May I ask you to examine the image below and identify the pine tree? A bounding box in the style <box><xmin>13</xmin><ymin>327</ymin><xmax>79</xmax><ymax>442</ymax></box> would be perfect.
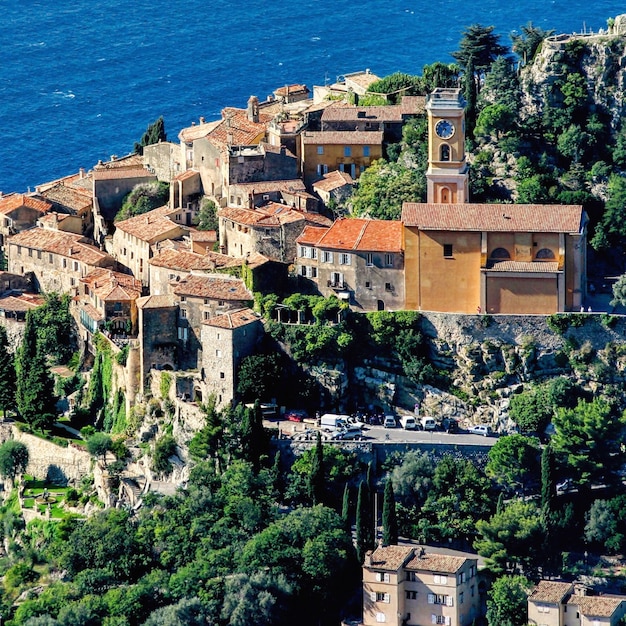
<box><xmin>15</xmin><ymin>312</ymin><xmax>58</xmax><ymax>432</ymax></box>
<box><xmin>308</xmin><ymin>431</ymin><xmax>324</xmax><ymax>505</ymax></box>
<box><xmin>382</xmin><ymin>479</ymin><xmax>398</xmax><ymax>546</ymax></box>
<box><xmin>134</xmin><ymin>116</ymin><xmax>167</xmax><ymax>155</ymax></box>
<box><xmin>0</xmin><ymin>326</ymin><xmax>16</xmax><ymax>417</ymax></box>
<box><xmin>356</xmin><ymin>480</ymin><xmax>374</xmax><ymax>564</ymax></box>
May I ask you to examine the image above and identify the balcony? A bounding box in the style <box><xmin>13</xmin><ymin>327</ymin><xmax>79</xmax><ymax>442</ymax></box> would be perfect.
<box><xmin>327</xmin><ymin>279</ymin><xmax>347</xmax><ymax>289</ymax></box>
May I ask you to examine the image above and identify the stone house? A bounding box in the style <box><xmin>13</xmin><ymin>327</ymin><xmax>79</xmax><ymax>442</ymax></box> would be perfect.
<box><xmin>172</xmin><ymin>273</ymin><xmax>253</xmax><ymax>370</ymax></box>
<box><xmin>300</xmin><ymin>130</ymin><xmax>384</xmax><ymax>186</ymax></box>
<box><xmin>136</xmin><ymin>294</ymin><xmax>179</xmax><ymax>389</ymax></box>
<box><xmin>401</xmin><ymin>203</ymin><xmax>587</xmax><ymax>314</ymax></box>
<box><xmin>37</xmin><ymin>211</ymin><xmax>84</xmax><ymax>235</ymax></box>
<box><xmin>0</xmin><ymin>193</ymin><xmax>53</xmax><ymax>249</ymax></box>
<box><xmin>170</xmin><ymin>169</ymin><xmax>202</xmax><ymax>215</ymax></box>
<box><xmin>200</xmin><ymin>308</ymin><xmax>263</xmax><ymax>409</ymax></box>
<box><xmin>312</xmin><ymin>69</ymin><xmax>381</xmax><ymax>102</ymax></box>
<box><xmin>528</xmin><ymin>581</ymin><xmax>626</xmax><ymax>626</ymax></box>
<box><xmin>188</xmin><ymin>229</ymin><xmax>218</xmax><ymax>254</ymax></box>
<box><xmin>226</xmin><ymin>179</ymin><xmax>318</xmax><ymax>213</ymax></box>
<box><xmin>37</xmin><ymin>181</ymin><xmax>94</xmax><ymax>236</ymax></box>
<box><xmin>312</xmin><ymin>170</ymin><xmax>354</xmax><ymax>206</ymax></box>
<box><xmin>142</xmin><ymin>141</ymin><xmax>184</xmax><ymax>182</ymax></box>
<box><xmin>296</xmin><ymin>218</ymin><xmax>405</xmax><ymax>311</ymax></box>
<box><xmin>110</xmin><ymin>205</ymin><xmax>189</xmax><ymax>288</ymax></box>
<box><xmin>75</xmin><ymin>268</ymin><xmax>142</xmax><ymax>340</ymax></box>
<box><xmin>7</xmin><ymin>228</ymin><xmax>116</xmax><ymax>294</ymax></box>
<box><xmin>362</xmin><ymin>545</ymin><xmax>480</xmax><ymax>626</ymax></box>
<box><xmin>0</xmin><ymin>291</ymin><xmax>44</xmax><ymax>348</ymax></box>
<box><xmin>273</xmin><ymin>84</ymin><xmax>310</xmax><ymax>104</ymax></box>
<box><xmin>219</xmin><ymin>203</ymin><xmax>331</xmax><ymax>262</ymax></box>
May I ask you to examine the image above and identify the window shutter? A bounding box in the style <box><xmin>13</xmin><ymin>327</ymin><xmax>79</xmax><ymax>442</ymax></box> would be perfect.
<box><xmin>370</xmin><ymin>592</ymin><xmax>376</xmax><ymax>602</ymax></box>
<box><xmin>446</xmin><ymin>596</ymin><xmax>453</xmax><ymax>607</ymax></box>
<box><xmin>445</xmin><ymin>617</ymin><xmax>451</xmax><ymax>625</ymax></box>
<box><xmin>428</xmin><ymin>594</ymin><xmax>435</xmax><ymax>604</ymax></box>
<box><xmin>376</xmin><ymin>573</ymin><xmax>382</xmax><ymax>582</ymax></box>
<box><xmin>384</xmin><ymin>593</ymin><xmax>390</xmax><ymax>604</ymax></box>
<box><xmin>431</xmin><ymin>616</ymin><xmax>437</xmax><ymax>624</ymax></box>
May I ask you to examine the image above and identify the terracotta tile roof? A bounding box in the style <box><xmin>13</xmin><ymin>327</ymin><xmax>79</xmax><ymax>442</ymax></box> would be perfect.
<box><xmin>92</xmin><ymin>167</ymin><xmax>154</xmax><ymax>181</ymax></box>
<box><xmin>405</xmin><ymin>551</ymin><xmax>469</xmax><ymax>574</ymax></box>
<box><xmin>401</xmin><ymin>203</ymin><xmax>585</xmax><ymax>233</ymax></box>
<box><xmin>93</xmin><ymin>154</ymin><xmax>144</xmax><ymax>170</ymax></box>
<box><xmin>529</xmin><ymin>581</ymin><xmax>573</xmax><ymax>604</ymax></box>
<box><xmin>80</xmin><ymin>302</ymin><xmax>104</xmax><ymax>322</ymax></box>
<box><xmin>486</xmin><ymin>261</ymin><xmax>561</xmax><ymax>273</ymax></box>
<box><xmin>8</xmin><ymin>229</ymin><xmax>112</xmax><ymax>266</ymax></box>
<box><xmin>219</xmin><ymin>205</ymin><xmax>331</xmax><ymax>228</ymax></box>
<box><xmin>193</xmin><ymin>251</ymin><xmax>243</xmax><ymax>271</ymax></box>
<box><xmin>81</xmin><ymin>268</ymin><xmax>142</xmax><ymax>301</ymax></box>
<box><xmin>0</xmin><ymin>292</ymin><xmax>44</xmax><ymax>313</ymax></box>
<box><xmin>150</xmin><ymin>248</ymin><xmax>242</xmax><ymax>272</ymax></box>
<box><xmin>0</xmin><ymin>194</ymin><xmax>52</xmax><ymax>216</ymax></box>
<box><xmin>302</xmin><ymin>130</ymin><xmax>384</xmax><ymax>145</ymax></box>
<box><xmin>315</xmin><ymin>218</ymin><xmax>402</xmax><ymax>252</ymax></box>
<box><xmin>274</xmin><ymin>84</ymin><xmax>310</xmax><ymax>97</ymax></box>
<box><xmin>203</xmin><ymin>307</ymin><xmax>260</xmax><ymax>329</ymax></box>
<box><xmin>296</xmin><ymin>225</ymin><xmax>329</xmax><ymax>246</ymax></box>
<box><xmin>173</xmin><ymin>274</ymin><xmax>252</xmax><ymax>301</ymax></box>
<box><xmin>136</xmin><ymin>294</ymin><xmax>176</xmax><ymax>309</ymax></box>
<box><xmin>321</xmin><ymin>104</ymin><xmax>417</xmax><ymax>123</ymax></box>
<box><xmin>178</xmin><ymin>119</ymin><xmax>223</xmax><ymax>143</ymax></box>
<box><xmin>188</xmin><ymin>229</ymin><xmax>217</xmax><ymax>243</ymax></box>
<box><xmin>230</xmin><ymin>179</ymin><xmax>307</xmax><ymax>194</ymax></box>
<box><xmin>115</xmin><ymin>206</ymin><xmax>186</xmax><ymax>243</ymax></box>
<box><xmin>39</xmin><ymin>183</ymin><xmax>92</xmax><ymax>214</ymax></box>
<box><xmin>313</xmin><ymin>170</ymin><xmax>354</xmax><ymax>193</ymax></box>
<box><xmin>367</xmin><ymin>545</ymin><xmax>414</xmax><ymax>571</ymax></box>
<box><xmin>172</xmin><ymin>169</ymin><xmax>200</xmax><ymax>182</ymax></box>
<box><xmin>343</xmin><ymin>70</ymin><xmax>381</xmax><ymax>90</ymax></box>
<box><xmin>187</xmin><ymin>108</ymin><xmax>271</xmax><ymax>150</ymax></box>
<box><xmin>569</xmin><ymin>595</ymin><xmax>625</xmax><ymax>617</ymax></box>
<box><xmin>38</xmin><ymin>212</ymin><xmax>74</xmax><ymax>226</ymax></box>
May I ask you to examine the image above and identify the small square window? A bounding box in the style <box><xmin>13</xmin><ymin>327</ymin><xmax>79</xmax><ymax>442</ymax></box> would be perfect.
<box><xmin>443</xmin><ymin>244</ymin><xmax>453</xmax><ymax>258</ymax></box>
<box><xmin>366</xmin><ymin>253</ymin><xmax>374</xmax><ymax>266</ymax></box>
<box><xmin>363</xmin><ymin>146</ymin><xmax>370</xmax><ymax>157</ymax></box>
<box><xmin>317</xmin><ymin>146</ymin><xmax>324</xmax><ymax>155</ymax></box>
<box><xmin>220</xmin><ymin>372</ymin><xmax>225</xmax><ymax>379</ymax></box>
<box><xmin>365</xmin><ymin>281</ymin><xmax>371</xmax><ymax>289</ymax></box>
<box><xmin>344</xmin><ymin>146</ymin><xmax>352</xmax><ymax>157</ymax></box>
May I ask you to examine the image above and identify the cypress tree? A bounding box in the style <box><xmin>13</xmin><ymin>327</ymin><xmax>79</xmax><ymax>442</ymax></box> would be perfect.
<box><xmin>382</xmin><ymin>479</ymin><xmax>398</xmax><ymax>546</ymax></box>
<box><xmin>15</xmin><ymin>311</ymin><xmax>57</xmax><ymax>432</ymax></box>
<box><xmin>0</xmin><ymin>326</ymin><xmax>16</xmax><ymax>418</ymax></box>
<box><xmin>464</xmin><ymin>55</ymin><xmax>477</xmax><ymax>137</ymax></box>
<box><xmin>496</xmin><ymin>492</ymin><xmax>505</xmax><ymax>515</ymax></box>
<box><xmin>356</xmin><ymin>480</ymin><xmax>374</xmax><ymax>564</ymax></box>
<box><xmin>541</xmin><ymin>443</ymin><xmax>556</xmax><ymax>520</ymax></box>
<box><xmin>308</xmin><ymin>431</ymin><xmax>324</xmax><ymax>505</ymax></box>
<box><xmin>341</xmin><ymin>483</ymin><xmax>351</xmax><ymax>529</ymax></box>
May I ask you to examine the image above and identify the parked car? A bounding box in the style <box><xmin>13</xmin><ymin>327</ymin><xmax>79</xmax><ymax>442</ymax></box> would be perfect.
<box><xmin>556</xmin><ymin>478</ymin><xmax>574</xmax><ymax>493</ymax></box>
<box><xmin>419</xmin><ymin>417</ymin><xmax>437</xmax><ymax>431</ymax></box>
<box><xmin>469</xmin><ymin>424</ymin><xmax>493</xmax><ymax>437</ymax></box>
<box><xmin>443</xmin><ymin>417</ymin><xmax>459</xmax><ymax>433</ymax></box>
<box><xmin>383</xmin><ymin>415</ymin><xmax>397</xmax><ymax>428</ymax></box>
<box><xmin>286</xmin><ymin>409</ymin><xmax>308</xmax><ymax>422</ymax></box>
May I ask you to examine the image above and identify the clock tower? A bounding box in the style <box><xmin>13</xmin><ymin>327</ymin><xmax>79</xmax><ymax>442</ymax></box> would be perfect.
<box><xmin>426</xmin><ymin>88</ymin><xmax>469</xmax><ymax>204</ymax></box>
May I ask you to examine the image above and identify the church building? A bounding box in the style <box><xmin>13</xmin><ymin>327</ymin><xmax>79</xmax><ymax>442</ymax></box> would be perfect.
<box><xmin>402</xmin><ymin>88</ymin><xmax>587</xmax><ymax>314</ymax></box>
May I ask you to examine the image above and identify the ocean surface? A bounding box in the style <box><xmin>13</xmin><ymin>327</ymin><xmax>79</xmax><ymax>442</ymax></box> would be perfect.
<box><xmin>1</xmin><ymin>0</ymin><xmax>625</xmax><ymax>193</ymax></box>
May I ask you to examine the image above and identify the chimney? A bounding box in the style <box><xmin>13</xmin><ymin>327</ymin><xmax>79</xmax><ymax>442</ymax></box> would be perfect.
<box><xmin>364</xmin><ymin>551</ymin><xmax>373</xmax><ymax>567</ymax></box>
<box><xmin>199</xmin><ymin>116</ymin><xmax>205</xmax><ymax>124</ymax></box>
<box><xmin>110</xmin><ymin>155</ymin><xmax>117</xmax><ymax>161</ymax></box>
<box><xmin>68</xmin><ymin>247</ymin><xmax>73</xmax><ymax>256</ymax></box>
<box><xmin>79</xmin><ymin>167</ymin><xmax>85</xmax><ymax>179</ymax></box>
<box><xmin>247</xmin><ymin>95</ymin><xmax>260</xmax><ymax>123</ymax></box>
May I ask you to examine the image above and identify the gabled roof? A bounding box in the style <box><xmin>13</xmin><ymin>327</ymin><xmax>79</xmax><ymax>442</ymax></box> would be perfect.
<box><xmin>219</xmin><ymin>204</ymin><xmax>331</xmax><ymax>229</ymax></box>
<box><xmin>114</xmin><ymin>206</ymin><xmax>186</xmax><ymax>243</ymax></box>
<box><xmin>0</xmin><ymin>193</ymin><xmax>52</xmax><ymax>216</ymax></box>
<box><xmin>228</xmin><ymin>179</ymin><xmax>307</xmax><ymax>194</ymax></box>
<box><xmin>203</xmin><ymin>307</ymin><xmax>260</xmax><ymax>329</ymax></box>
<box><xmin>312</xmin><ymin>170</ymin><xmax>354</xmax><ymax>193</ymax></box>
<box><xmin>0</xmin><ymin>292</ymin><xmax>44</xmax><ymax>313</ymax></box>
<box><xmin>81</xmin><ymin>268</ymin><xmax>142</xmax><ymax>301</ymax></box>
<box><xmin>569</xmin><ymin>594</ymin><xmax>625</xmax><ymax>617</ymax></box>
<box><xmin>136</xmin><ymin>294</ymin><xmax>177</xmax><ymax>309</ymax></box>
<box><xmin>405</xmin><ymin>551</ymin><xmax>470</xmax><ymax>574</ymax></box>
<box><xmin>366</xmin><ymin>545</ymin><xmax>414</xmax><ymax>571</ymax></box>
<box><xmin>38</xmin><ymin>183</ymin><xmax>92</xmax><ymax>215</ymax></box>
<box><xmin>150</xmin><ymin>248</ymin><xmax>242</xmax><ymax>272</ymax></box>
<box><xmin>296</xmin><ymin>225</ymin><xmax>329</xmax><ymax>246</ymax></box>
<box><xmin>314</xmin><ymin>218</ymin><xmax>403</xmax><ymax>252</ymax></box>
<box><xmin>529</xmin><ymin>581</ymin><xmax>573</xmax><ymax>604</ymax></box>
<box><xmin>321</xmin><ymin>100</ymin><xmax>424</xmax><ymax>123</ymax></box>
<box><xmin>274</xmin><ymin>84</ymin><xmax>310</xmax><ymax>98</ymax></box>
<box><xmin>8</xmin><ymin>229</ymin><xmax>113</xmax><ymax>266</ymax></box>
<box><xmin>302</xmin><ymin>130</ymin><xmax>384</xmax><ymax>145</ymax></box>
<box><xmin>401</xmin><ymin>203</ymin><xmax>585</xmax><ymax>234</ymax></box>
<box><xmin>173</xmin><ymin>274</ymin><xmax>252</xmax><ymax>301</ymax></box>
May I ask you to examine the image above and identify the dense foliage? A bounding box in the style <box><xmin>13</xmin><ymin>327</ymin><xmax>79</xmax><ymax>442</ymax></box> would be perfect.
<box><xmin>115</xmin><ymin>181</ymin><xmax>170</xmax><ymax>221</ymax></box>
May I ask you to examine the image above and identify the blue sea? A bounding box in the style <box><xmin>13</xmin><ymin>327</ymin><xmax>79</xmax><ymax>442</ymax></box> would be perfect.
<box><xmin>1</xmin><ymin>0</ymin><xmax>624</xmax><ymax>193</ymax></box>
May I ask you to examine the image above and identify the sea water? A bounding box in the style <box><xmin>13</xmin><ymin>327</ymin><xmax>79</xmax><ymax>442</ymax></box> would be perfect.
<box><xmin>1</xmin><ymin>0</ymin><xmax>624</xmax><ymax>193</ymax></box>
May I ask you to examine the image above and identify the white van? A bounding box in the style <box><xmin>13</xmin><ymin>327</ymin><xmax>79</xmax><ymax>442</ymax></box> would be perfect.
<box><xmin>399</xmin><ymin>415</ymin><xmax>417</xmax><ymax>430</ymax></box>
<box><xmin>320</xmin><ymin>414</ymin><xmax>349</xmax><ymax>431</ymax></box>
<box><xmin>420</xmin><ymin>417</ymin><xmax>437</xmax><ymax>431</ymax></box>
<box><xmin>383</xmin><ymin>415</ymin><xmax>397</xmax><ymax>428</ymax></box>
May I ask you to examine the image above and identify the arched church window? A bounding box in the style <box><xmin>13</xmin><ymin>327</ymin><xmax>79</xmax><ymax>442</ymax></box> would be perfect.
<box><xmin>440</xmin><ymin>144</ymin><xmax>450</xmax><ymax>161</ymax></box>
<box><xmin>536</xmin><ymin>248</ymin><xmax>555</xmax><ymax>259</ymax></box>
<box><xmin>490</xmin><ymin>247</ymin><xmax>510</xmax><ymax>259</ymax></box>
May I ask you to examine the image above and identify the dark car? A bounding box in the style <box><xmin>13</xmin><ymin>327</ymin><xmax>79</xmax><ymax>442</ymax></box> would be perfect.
<box><xmin>443</xmin><ymin>417</ymin><xmax>459</xmax><ymax>433</ymax></box>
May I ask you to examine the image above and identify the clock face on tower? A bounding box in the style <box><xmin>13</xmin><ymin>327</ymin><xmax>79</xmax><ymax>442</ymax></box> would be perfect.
<box><xmin>435</xmin><ymin>119</ymin><xmax>455</xmax><ymax>139</ymax></box>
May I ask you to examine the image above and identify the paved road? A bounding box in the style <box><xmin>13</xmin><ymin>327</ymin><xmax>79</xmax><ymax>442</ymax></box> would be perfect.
<box><xmin>356</xmin><ymin>424</ymin><xmax>499</xmax><ymax>447</ymax></box>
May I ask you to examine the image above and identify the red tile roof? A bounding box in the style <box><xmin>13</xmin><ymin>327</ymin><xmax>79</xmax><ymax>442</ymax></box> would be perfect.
<box><xmin>0</xmin><ymin>194</ymin><xmax>52</xmax><ymax>216</ymax></box>
<box><xmin>136</xmin><ymin>294</ymin><xmax>177</xmax><ymax>309</ymax></box>
<box><xmin>302</xmin><ymin>130</ymin><xmax>384</xmax><ymax>145</ymax></box>
<box><xmin>529</xmin><ymin>581</ymin><xmax>573</xmax><ymax>604</ymax></box>
<box><xmin>92</xmin><ymin>167</ymin><xmax>154</xmax><ymax>181</ymax></box>
<box><xmin>203</xmin><ymin>307</ymin><xmax>260</xmax><ymax>329</ymax></box>
<box><xmin>229</xmin><ymin>179</ymin><xmax>307</xmax><ymax>194</ymax></box>
<box><xmin>8</xmin><ymin>229</ymin><xmax>113</xmax><ymax>266</ymax></box>
<box><xmin>405</xmin><ymin>551</ymin><xmax>470</xmax><ymax>574</ymax></box>
<box><xmin>401</xmin><ymin>203</ymin><xmax>585</xmax><ymax>233</ymax></box>
<box><xmin>219</xmin><ymin>204</ymin><xmax>331</xmax><ymax>228</ymax></box>
<box><xmin>172</xmin><ymin>169</ymin><xmax>200</xmax><ymax>182</ymax></box>
<box><xmin>274</xmin><ymin>84</ymin><xmax>309</xmax><ymax>97</ymax></box>
<box><xmin>296</xmin><ymin>225</ymin><xmax>329</xmax><ymax>246</ymax></box>
<box><xmin>569</xmin><ymin>595</ymin><xmax>625</xmax><ymax>617</ymax></box>
<box><xmin>81</xmin><ymin>268</ymin><xmax>142</xmax><ymax>301</ymax></box>
<box><xmin>315</xmin><ymin>218</ymin><xmax>402</xmax><ymax>252</ymax></box>
<box><xmin>367</xmin><ymin>546</ymin><xmax>414</xmax><ymax>571</ymax></box>
<box><xmin>312</xmin><ymin>170</ymin><xmax>354</xmax><ymax>193</ymax></box>
<box><xmin>0</xmin><ymin>292</ymin><xmax>44</xmax><ymax>313</ymax></box>
<box><xmin>173</xmin><ymin>274</ymin><xmax>252</xmax><ymax>301</ymax></box>
<box><xmin>486</xmin><ymin>261</ymin><xmax>561</xmax><ymax>273</ymax></box>
<box><xmin>39</xmin><ymin>183</ymin><xmax>92</xmax><ymax>214</ymax></box>
<box><xmin>150</xmin><ymin>248</ymin><xmax>242</xmax><ymax>272</ymax></box>
<box><xmin>321</xmin><ymin>102</ymin><xmax>420</xmax><ymax>123</ymax></box>
<box><xmin>114</xmin><ymin>205</ymin><xmax>186</xmax><ymax>242</ymax></box>
<box><xmin>189</xmin><ymin>229</ymin><xmax>218</xmax><ymax>243</ymax></box>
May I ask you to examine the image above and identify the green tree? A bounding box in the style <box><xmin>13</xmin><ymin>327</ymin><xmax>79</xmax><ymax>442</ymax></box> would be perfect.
<box><xmin>592</xmin><ymin>174</ymin><xmax>626</xmax><ymax>251</ymax></box>
<box><xmin>382</xmin><ymin>479</ymin><xmax>398</xmax><ymax>546</ymax></box>
<box><xmin>143</xmin><ymin>597</ymin><xmax>210</xmax><ymax>626</ymax></box>
<box><xmin>236</xmin><ymin>353</ymin><xmax>283</xmax><ymax>402</ymax></box>
<box><xmin>341</xmin><ymin>483</ymin><xmax>350</xmax><ymax>528</ymax></box>
<box><xmin>479</xmin><ymin>56</ymin><xmax>520</xmax><ymax>113</ymax></box>
<box><xmin>134</xmin><ymin>116</ymin><xmax>167</xmax><ymax>155</ymax></box>
<box><xmin>540</xmin><ymin>444</ymin><xmax>556</xmax><ymax>521</ymax></box>
<box><xmin>193</xmin><ymin>197</ymin><xmax>219</xmax><ymax>232</ymax></box>
<box><xmin>551</xmin><ymin>397</ymin><xmax>626</xmax><ymax>487</ymax></box>
<box><xmin>584</xmin><ymin>495</ymin><xmax>626</xmax><ymax>554</ymax></box>
<box><xmin>115</xmin><ymin>181</ymin><xmax>170</xmax><ymax>221</ymax></box>
<box><xmin>452</xmin><ymin>24</ymin><xmax>509</xmax><ymax>75</ymax></box>
<box><xmin>485</xmin><ymin>434</ymin><xmax>540</xmax><ymax>494</ymax></box>
<box><xmin>486</xmin><ymin>574</ymin><xmax>531</xmax><ymax>626</ymax></box>
<box><xmin>86</xmin><ymin>432</ymin><xmax>113</xmax><ymax>466</ymax></box>
<box><xmin>389</xmin><ymin>450</ymin><xmax>434</xmax><ymax>507</ymax></box>
<box><xmin>308</xmin><ymin>431</ymin><xmax>324</xmax><ymax>505</ymax></box>
<box><xmin>0</xmin><ymin>440</ymin><xmax>29</xmax><ymax>482</ymax></box>
<box><xmin>475</xmin><ymin>500</ymin><xmax>544</xmax><ymax>574</ymax></box>
<box><xmin>474</xmin><ymin>103</ymin><xmax>516</xmax><ymax>139</ymax></box>
<box><xmin>0</xmin><ymin>325</ymin><xmax>16</xmax><ymax>417</ymax></box>
<box><xmin>31</xmin><ymin>293</ymin><xmax>75</xmax><ymax>364</ymax></box>
<box><xmin>152</xmin><ymin>434</ymin><xmax>178</xmax><ymax>474</ymax></box>
<box><xmin>611</xmin><ymin>273</ymin><xmax>626</xmax><ymax>307</ymax></box>
<box><xmin>15</xmin><ymin>311</ymin><xmax>58</xmax><ymax>432</ymax></box>
<box><xmin>366</xmin><ymin>72</ymin><xmax>423</xmax><ymax>102</ymax></box>
<box><xmin>421</xmin><ymin>62</ymin><xmax>460</xmax><ymax>92</ymax></box>
<box><xmin>351</xmin><ymin>159</ymin><xmax>425</xmax><ymax>220</ymax></box>
<box><xmin>511</xmin><ymin>22</ymin><xmax>553</xmax><ymax>63</ymax></box>
<box><xmin>355</xmin><ymin>480</ymin><xmax>374</xmax><ymax>564</ymax></box>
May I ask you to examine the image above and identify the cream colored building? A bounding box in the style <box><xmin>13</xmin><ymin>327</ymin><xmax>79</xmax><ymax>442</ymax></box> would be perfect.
<box><xmin>528</xmin><ymin>581</ymin><xmax>626</xmax><ymax>626</ymax></box>
<box><xmin>363</xmin><ymin>545</ymin><xmax>480</xmax><ymax>626</ymax></box>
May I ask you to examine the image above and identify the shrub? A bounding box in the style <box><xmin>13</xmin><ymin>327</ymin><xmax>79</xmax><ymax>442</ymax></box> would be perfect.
<box><xmin>152</xmin><ymin>435</ymin><xmax>177</xmax><ymax>474</ymax></box>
